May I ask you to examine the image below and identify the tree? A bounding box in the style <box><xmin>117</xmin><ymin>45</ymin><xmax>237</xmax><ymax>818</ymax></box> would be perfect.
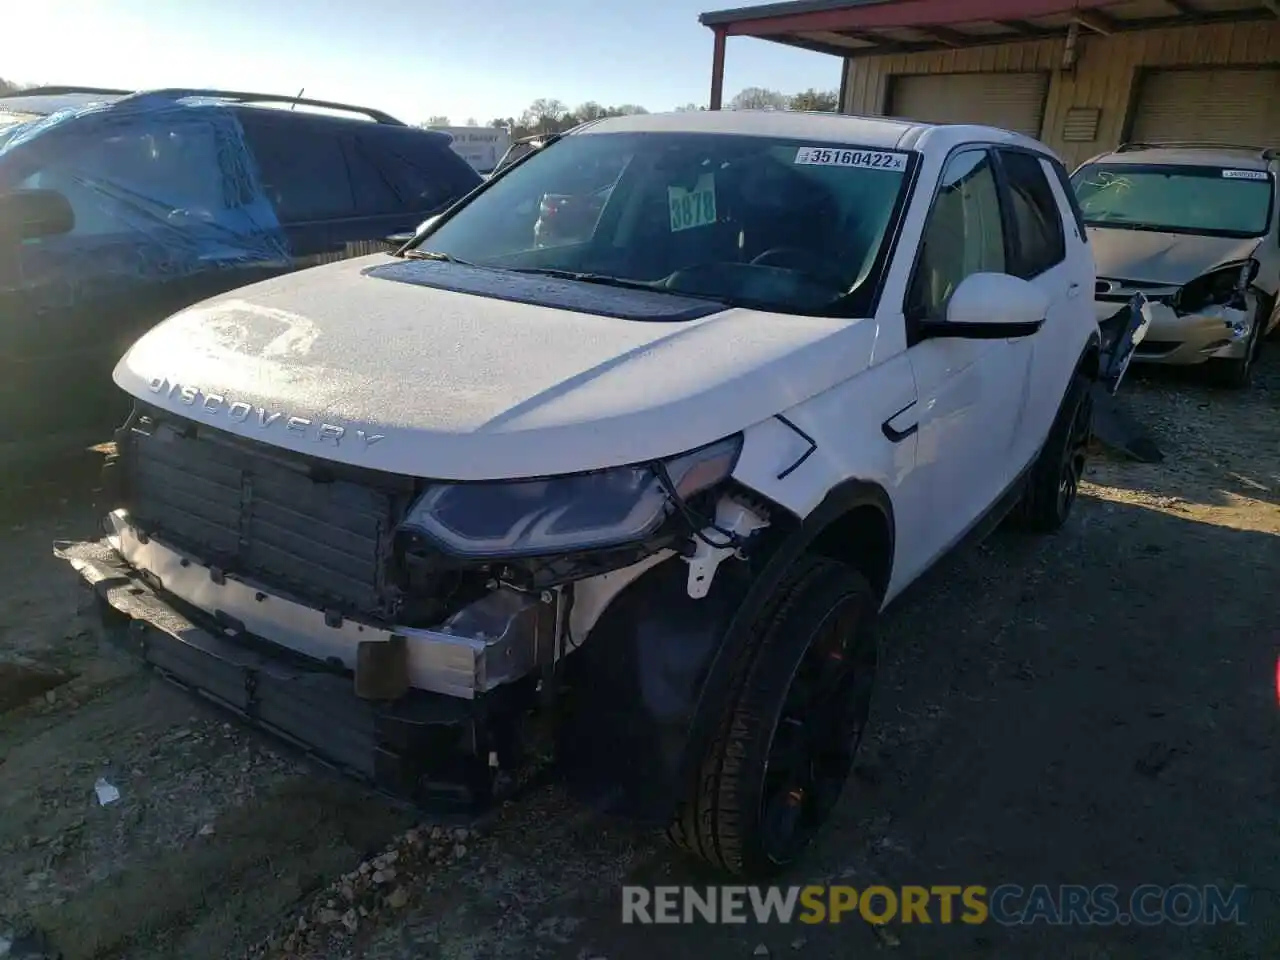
<box><xmin>675</xmin><ymin>102</ymin><xmax>707</xmax><ymax>112</ymax></box>
<box><xmin>609</xmin><ymin>104</ymin><xmax>649</xmax><ymax>117</ymax></box>
<box><xmin>488</xmin><ymin>117</ymin><xmax>514</xmax><ymax>130</ymax></box>
<box><xmin>728</xmin><ymin>87</ymin><xmax>788</xmax><ymax>111</ymax></box>
<box><xmin>574</xmin><ymin>101</ymin><xmax>609</xmax><ymax>123</ymax></box>
<box><xmin>0</xmin><ymin>77</ymin><xmax>17</xmax><ymax>95</ymax></box>
<box><xmin>465</xmin><ymin>116</ymin><xmax>477</xmax><ymax>126</ymax></box>
<box><xmin>521</xmin><ymin>98</ymin><xmax>568</xmax><ymax>135</ymax></box>
<box><xmin>788</xmin><ymin>88</ymin><xmax>839</xmax><ymax>112</ymax></box>
<box><xmin>426</xmin><ymin>114</ymin><xmax>452</xmax><ymax>127</ymax></box>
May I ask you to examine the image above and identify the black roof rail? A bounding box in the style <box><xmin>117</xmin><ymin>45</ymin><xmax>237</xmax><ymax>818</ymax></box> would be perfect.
<box><xmin>124</xmin><ymin>88</ymin><xmax>407</xmax><ymax>125</ymax></box>
<box><xmin>1</xmin><ymin>85</ymin><xmax>406</xmax><ymax>125</ymax></box>
<box><xmin>1116</xmin><ymin>139</ymin><xmax>1275</xmax><ymax>157</ymax></box>
<box><xmin>0</xmin><ymin>85</ymin><xmax>133</xmax><ymax>98</ymax></box>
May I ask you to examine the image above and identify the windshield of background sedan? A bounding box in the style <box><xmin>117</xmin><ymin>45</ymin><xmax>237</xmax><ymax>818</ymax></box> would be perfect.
<box><xmin>1072</xmin><ymin>163</ymin><xmax>1274</xmax><ymax>238</ymax></box>
<box><xmin>408</xmin><ymin>131</ymin><xmax>915</xmax><ymax>316</ymax></box>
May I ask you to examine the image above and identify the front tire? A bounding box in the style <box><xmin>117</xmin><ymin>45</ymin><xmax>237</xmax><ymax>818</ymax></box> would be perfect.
<box><xmin>667</xmin><ymin>557</ymin><xmax>878</xmax><ymax>877</ymax></box>
<box><xmin>1016</xmin><ymin>372</ymin><xmax>1093</xmax><ymax>533</ymax></box>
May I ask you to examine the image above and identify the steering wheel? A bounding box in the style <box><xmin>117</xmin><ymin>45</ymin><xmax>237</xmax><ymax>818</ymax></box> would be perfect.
<box><xmin>749</xmin><ymin>246</ymin><xmax>846</xmax><ymax>287</ymax></box>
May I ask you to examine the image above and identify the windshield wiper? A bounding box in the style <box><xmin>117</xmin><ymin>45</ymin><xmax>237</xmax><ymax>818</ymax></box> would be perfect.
<box><xmin>505</xmin><ymin>267</ymin><xmax>664</xmax><ymax>292</ymax></box>
<box><xmin>402</xmin><ymin>249</ymin><xmax>478</xmax><ymax>266</ymax></box>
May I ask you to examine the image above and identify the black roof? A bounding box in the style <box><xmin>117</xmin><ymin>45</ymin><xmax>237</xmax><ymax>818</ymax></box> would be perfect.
<box><xmin>0</xmin><ymin>86</ymin><xmax>407</xmax><ymax>125</ymax></box>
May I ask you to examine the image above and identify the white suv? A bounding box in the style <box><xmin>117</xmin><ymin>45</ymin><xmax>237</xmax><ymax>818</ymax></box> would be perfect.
<box><xmin>59</xmin><ymin>110</ymin><xmax>1105</xmax><ymax>877</ymax></box>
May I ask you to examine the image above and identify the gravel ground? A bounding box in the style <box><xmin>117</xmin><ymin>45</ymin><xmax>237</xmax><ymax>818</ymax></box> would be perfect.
<box><xmin>0</xmin><ymin>354</ymin><xmax>1276</xmax><ymax>960</ymax></box>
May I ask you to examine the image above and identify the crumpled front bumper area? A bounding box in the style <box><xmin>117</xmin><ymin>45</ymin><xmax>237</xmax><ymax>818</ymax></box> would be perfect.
<box><xmin>56</xmin><ymin>538</ymin><xmax>528</xmax><ymax>815</ymax></box>
<box><xmin>1128</xmin><ymin>301</ymin><xmax>1255</xmax><ymax>365</ymax></box>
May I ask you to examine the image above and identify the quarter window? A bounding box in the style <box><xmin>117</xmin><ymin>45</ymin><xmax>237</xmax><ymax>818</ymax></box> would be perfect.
<box><xmin>1000</xmin><ymin>150</ymin><xmax>1065</xmax><ymax>277</ymax></box>
<box><xmin>908</xmin><ymin>148</ymin><xmax>1006</xmax><ymax>321</ymax></box>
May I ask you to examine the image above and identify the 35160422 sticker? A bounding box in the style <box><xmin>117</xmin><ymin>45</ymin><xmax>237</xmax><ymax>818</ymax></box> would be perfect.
<box><xmin>794</xmin><ymin>146</ymin><xmax>908</xmax><ymax>171</ymax></box>
<box><xmin>669</xmin><ymin>173</ymin><xmax>717</xmax><ymax>232</ymax></box>
<box><xmin>1222</xmin><ymin>169</ymin><xmax>1269</xmax><ymax>180</ymax></box>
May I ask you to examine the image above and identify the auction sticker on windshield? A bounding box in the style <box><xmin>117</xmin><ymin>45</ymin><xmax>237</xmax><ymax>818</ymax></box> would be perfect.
<box><xmin>669</xmin><ymin>173</ymin><xmax>718</xmax><ymax>232</ymax></box>
<box><xmin>1222</xmin><ymin>169</ymin><xmax>1269</xmax><ymax>180</ymax></box>
<box><xmin>794</xmin><ymin>146</ymin><xmax>908</xmax><ymax>171</ymax></box>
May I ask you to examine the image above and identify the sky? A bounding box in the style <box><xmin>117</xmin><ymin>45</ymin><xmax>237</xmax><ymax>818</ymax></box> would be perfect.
<box><xmin>1</xmin><ymin>0</ymin><xmax>843</xmax><ymax>125</ymax></box>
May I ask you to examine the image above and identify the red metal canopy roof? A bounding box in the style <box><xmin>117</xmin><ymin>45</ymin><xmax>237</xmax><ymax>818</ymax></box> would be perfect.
<box><xmin>701</xmin><ymin>0</ymin><xmax>1278</xmax><ymax>56</ymax></box>
<box><xmin>698</xmin><ymin>0</ymin><xmax>1280</xmax><ymax>106</ymax></box>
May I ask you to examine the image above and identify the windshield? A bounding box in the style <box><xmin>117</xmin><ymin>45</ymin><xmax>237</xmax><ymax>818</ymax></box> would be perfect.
<box><xmin>408</xmin><ymin>131</ymin><xmax>915</xmax><ymax>316</ymax></box>
<box><xmin>1072</xmin><ymin>163</ymin><xmax>1274</xmax><ymax>238</ymax></box>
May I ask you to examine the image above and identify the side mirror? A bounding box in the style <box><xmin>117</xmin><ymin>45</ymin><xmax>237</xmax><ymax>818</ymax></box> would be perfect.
<box><xmin>0</xmin><ymin>188</ymin><xmax>75</xmax><ymax>241</ymax></box>
<box><xmin>385</xmin><ymin>215</ymin><xmax>441</xmax><ymax>248</ymax></box>
<box><xmin>922</xmin><ymin>272</ymin><xmax>1049</xmax><ymax>340</ymax></box>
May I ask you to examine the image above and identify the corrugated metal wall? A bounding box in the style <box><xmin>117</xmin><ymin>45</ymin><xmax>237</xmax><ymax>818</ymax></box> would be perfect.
<box><xmin>841</xmin><ymin>21</ymin><xmax>1280</xmax><ymax>167</ymax></box>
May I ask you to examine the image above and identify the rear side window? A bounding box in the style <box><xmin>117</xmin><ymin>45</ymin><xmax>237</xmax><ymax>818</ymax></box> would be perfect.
<box><xmin>998</xmin><ymin>150</ymin><xmax>1066</xmax><ymax>278</ymax></box>
<box><xmin>240</xmin><ymin>116</ymin><xmax>357</xmax><ymax>223</ymax></box>
<box><xmin>360</xmin><ymin>132</ymin><xmax>482</xmax><ymax>214</ymax></box>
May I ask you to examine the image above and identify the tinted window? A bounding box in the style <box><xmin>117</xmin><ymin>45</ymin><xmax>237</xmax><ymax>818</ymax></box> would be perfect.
<box><xmin>999</xmin><ymin>150</ymin><xmax>1065</xmax><ymax>278</ymax></box>
<box><xmin>344</xmin><ymin>137</ymin><xmax>404</xmax><ymax>216</ymax></box>
<box><xmin>909</xmin><ymin>149</ymin><xmax>1006</xmax><ymax>320</ymax></box>
<box><xmin>363</xmin><ymin>132</ymin><xmax>482</xmax><ymax>214</ymax></box>
<box><xmin>1071</xmin><ymin>163</ymin><xmax>1273</xmax><ymax>238</ymax></box>
<box><xmin>16</xmin><ymin>118</ymin><xmax>227</xmax><ymax>236</ymax></box>
<box><xmin>1048</xmin><ymin>156</ymin><xmax>1088</xmax><ymax>243</ymax></box>
<box><xmin>241</xmin><ymin>116</ymin><xmax>356</xmax><ymax>223</ymax></box>
<box><xmin>414</xmin><ymin>131</ymin><xmax>915</xmax><ymax>318</ymax></box>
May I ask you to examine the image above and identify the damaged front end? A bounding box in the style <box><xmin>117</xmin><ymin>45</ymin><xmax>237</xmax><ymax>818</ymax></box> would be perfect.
<box><xmin>57</xmin><ymin>404</ymin><xmax>768</xmax><ymax>816</ymax></box>
<box><xmin>1098</xmin><ymin>260</ymin><xmax>1262</xmax><ymax>366</ymax></box>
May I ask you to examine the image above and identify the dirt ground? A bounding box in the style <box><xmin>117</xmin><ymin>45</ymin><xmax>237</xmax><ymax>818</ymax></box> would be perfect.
<box><xmin>0</xmin><ymin>354</ymin><xmax>1276</xmax><ymax>960</ymax></box>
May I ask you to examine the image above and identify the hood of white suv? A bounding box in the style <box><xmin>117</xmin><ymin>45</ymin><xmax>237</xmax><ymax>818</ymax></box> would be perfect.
<box><xmin>1088</xmin><ymin>226</ymin><xmax>1259</xmax><ymax>285</ymax></box>
<box><xmin>114</xmin><ymin>254</ymin><xmax>880</xmax><ymax>480</ymax></box>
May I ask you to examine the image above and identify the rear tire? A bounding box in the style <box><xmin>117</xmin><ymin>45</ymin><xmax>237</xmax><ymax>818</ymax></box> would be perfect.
<box><xmin>1015</xmin><ymin>372</ymin><xmax>1093</xmax><ymax>534</ymax></box>
<box><xmin>666</xmin><ymin>556</ymin><xmax>878</xmax><ymax>877</ymax></box>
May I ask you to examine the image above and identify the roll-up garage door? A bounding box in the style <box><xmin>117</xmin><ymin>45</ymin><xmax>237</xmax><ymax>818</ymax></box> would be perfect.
<box><xmin>1131</xmin><ymin>69</ymin><xmax>1280</xmax><ymax>146</ymax></box>
<box><xmin>887</xmin><ymin>72</ymin><xmax>1049</xmax><ymax>138</ymax></box>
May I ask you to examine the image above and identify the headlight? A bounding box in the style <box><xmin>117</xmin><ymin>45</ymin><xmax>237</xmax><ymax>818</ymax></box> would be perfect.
<box><xmin>401</xmin><ymin>436</ymin><xmax>742</xmax><ymax>558</ymax></box>
<box><xmin>1175</xmin><ymin>259</ymin><xmax>1258</xmax><ymax>314</ymax></box>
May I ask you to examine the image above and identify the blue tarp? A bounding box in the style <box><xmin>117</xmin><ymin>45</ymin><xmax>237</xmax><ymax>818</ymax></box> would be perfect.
<box><xmin>0</xmin><ymin>91</ymin><xmax>290</xmax><ymax>293</ymax></box>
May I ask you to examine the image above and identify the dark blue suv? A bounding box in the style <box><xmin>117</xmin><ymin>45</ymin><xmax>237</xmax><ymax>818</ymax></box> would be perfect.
<box><xmin>0</xmin><ymin>86</ymin><xmax>482</xmax><ymax>456</ymax></box>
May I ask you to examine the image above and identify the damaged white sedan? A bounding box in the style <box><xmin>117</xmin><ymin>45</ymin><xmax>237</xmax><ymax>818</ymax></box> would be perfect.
<box><xmin>58</xmin><ymin>110</ymin><xmax>1116</xmax><ymax>877</ymax></box>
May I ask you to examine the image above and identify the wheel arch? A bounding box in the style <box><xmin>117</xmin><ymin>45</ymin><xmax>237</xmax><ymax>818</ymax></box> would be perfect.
<box><xmin>556</xmin><ymin>477</ymin><xmax>895</xmax><ymax>823</ymax></box>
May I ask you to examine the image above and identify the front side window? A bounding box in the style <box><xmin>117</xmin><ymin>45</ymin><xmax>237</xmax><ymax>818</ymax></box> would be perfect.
<box><xmin>999</xmin><ymin>150</ymin><xmax>1065</xmax><ymax>278</ymax></box>
<box><xmin>410</xmin><ymin>131</ymin><xmax>915</xmax><ymax>317</ymax></box>
<box><xmin>908</xmin><ymin>148</ymin><xmax>1006</xmax><ymax>320</ymax></box>
<box><xmin>1071</xmin><ymin>163</ymin><xmax>1273</xmax><ymax>238</ymax></box>
<box><xmin>11</xmin><ymin>118</ymin><xmax>228</xmax><ymax>236</ymax></box>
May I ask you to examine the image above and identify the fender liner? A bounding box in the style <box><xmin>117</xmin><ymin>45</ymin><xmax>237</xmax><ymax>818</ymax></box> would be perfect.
<box><xmin>557</xmin><ymin>478</ymin><xmax>893</xmax><ymax>822</ymax></box>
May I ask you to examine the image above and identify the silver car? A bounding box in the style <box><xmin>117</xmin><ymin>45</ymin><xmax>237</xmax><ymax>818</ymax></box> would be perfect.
<box><xmin>1072</xmin><ymin>143</ymin><xmax>1280</xmax><ymax>387</ymax></box>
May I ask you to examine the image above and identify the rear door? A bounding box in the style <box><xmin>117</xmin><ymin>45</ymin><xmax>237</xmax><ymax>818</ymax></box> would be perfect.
<box><xmin>237</xmin><ymin>112</ymin><xmax>366</xmax><ymax>263</ymax></box>
<box><xmin>993</xmin><ymin>147</ymin><xmax>1082</xmax><ymax>467</ymax></box>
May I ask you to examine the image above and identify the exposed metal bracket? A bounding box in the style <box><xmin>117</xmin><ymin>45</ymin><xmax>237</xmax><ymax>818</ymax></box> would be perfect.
<box><xmin>684</xmin><ymin>499</ymin><xmax>769</xmax><ymax>600</ymax></box>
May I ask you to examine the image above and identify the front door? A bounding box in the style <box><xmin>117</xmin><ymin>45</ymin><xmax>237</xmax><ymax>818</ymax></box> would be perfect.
<box><xmin>904</xmin><ymin>147</ymin><xmax>1034</xmax><ymax>556</ymax></box>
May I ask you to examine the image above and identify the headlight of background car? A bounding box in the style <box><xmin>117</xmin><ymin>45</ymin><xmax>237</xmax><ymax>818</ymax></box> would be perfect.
<box><xmin>1174</xmin><ymin>259</ymin><xmax>1258</xmax><ymax>315</ymax></box>
<box><xmin>401</xmin><ymin>435</ymin><xmax>742</xmax><ymax>558</ymax></box>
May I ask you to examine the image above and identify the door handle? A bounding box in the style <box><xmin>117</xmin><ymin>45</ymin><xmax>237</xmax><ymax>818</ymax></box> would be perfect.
<box><xmin>882</xmin><ymin>401</ymin><xmax>919</xmax><ymax>443</ymax></box>
<box><xmin>1067</xmin><ymin>282</ymin><xmax>1082</xmax><ymax>299</ymax></box>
